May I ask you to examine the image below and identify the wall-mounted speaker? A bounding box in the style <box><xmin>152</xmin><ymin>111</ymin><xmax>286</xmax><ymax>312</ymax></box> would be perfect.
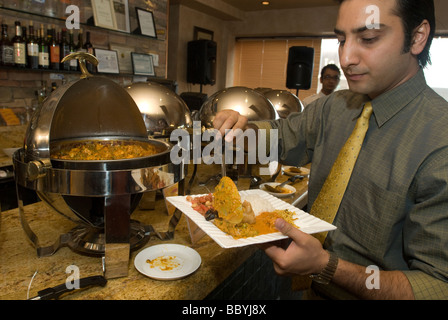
<box><xmin>187</xmin><ymin>40</ymin><xmax>217</xmax><ymax>86</ymax></box>
<box><xmin>286</xmin><ymin>46</ymin><xmax>314</xmax><ymax>90</ymax></box>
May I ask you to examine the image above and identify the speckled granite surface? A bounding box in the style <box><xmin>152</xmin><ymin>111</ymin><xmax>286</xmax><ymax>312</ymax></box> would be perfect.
<box><xmin>0</xmin><ymin>125</ymin><xmax>26</xmax><ymax>167</ymax></box>
<box><xmin>0</xmin><ymin>163</ymin><xmax>309</xmax><ymax>300</ymax></box>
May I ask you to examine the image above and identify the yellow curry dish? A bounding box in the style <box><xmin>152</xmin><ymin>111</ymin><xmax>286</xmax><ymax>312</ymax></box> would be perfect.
<box><xmin>213</xmin><ymin>208</ymin><xmax>298</xmax><ymax>239</ymax></box>
<box><xmin>51</xmin><ymin>140</ymin><xmax>158</xmax><ymax>160</ymax></box>
<box><xmin>213</xmin><ymin>176</ymin><xmax>244</xmax><ymax>224</ymax></box>
<box><xmin>187</xmin><ymin>176</ymin><xmax>300</xmax><ymax>239</ymax></box>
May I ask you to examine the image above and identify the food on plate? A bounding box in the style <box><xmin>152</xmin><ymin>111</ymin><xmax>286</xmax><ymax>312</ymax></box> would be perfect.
<box><xmin>51</xmin><ymin>140</ymin><xmax>158</xmax><ymax>160</ymax></box>
<box><xmin>241</xmin><ymin>200</ymin><xmax>256</xmax><ymax>224</ymax></box>
<box><xmin>186</xmin><ymin>177</ymin><xmax>300</xmax><ymax>239</ymax></box>
<box><xmin>186</xmin><ymin>193</ymin><xmax>213</xmax><ymax>215</ymax></box>
<box><xmin>283</xmin><ymin>166</ymin><xmax>310</xmax><ymax>176</ymax></box>
<box><xmin>263</xmin><ymin>184</ymin><xmax>294</xmax><ymax>194</ymax></box>
<box><xmin>146</xmin><ymin>256</ymin><xmax>180</xmax><ymax>271</ymax></box>
<box><xmin>214</xmin><ymin>209</ymin><xmax>297</xmax><ymax>239</ymax></box>
<box><xmin>213</xmin><ymin>176</ymin><xmax>244</xmax><ymax>224</ymax></box>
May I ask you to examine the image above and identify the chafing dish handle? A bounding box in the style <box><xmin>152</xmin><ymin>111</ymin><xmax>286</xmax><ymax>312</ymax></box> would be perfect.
<box><xmin>28</xmin><ymin>275</ymin><xmax>107</xmax><ymax>300</ymax></box>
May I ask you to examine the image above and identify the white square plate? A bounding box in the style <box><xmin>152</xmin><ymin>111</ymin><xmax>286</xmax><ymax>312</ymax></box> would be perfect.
<box><xmin>166</xmin><ymin>189</ymin><xmax>336</xmax><ymax>248</ymax></box>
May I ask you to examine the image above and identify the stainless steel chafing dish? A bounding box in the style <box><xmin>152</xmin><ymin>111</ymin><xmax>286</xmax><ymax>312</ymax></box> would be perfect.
<box><xmin>197</xmin><ymin>87</ymin><xmax>279</xmax><ymax>186</ymax></box>
<box><xmin>263</xmin><ymin>89</ymin><xmax>303</xmax><ymax>118</ymax></box>
<box><xmin>13</xmin><ymin>53</ymin><xmax>184</xmax><ymax>278</ymax></box>
<box><xmin>125</xmin><ymin>81</ymin><xmax>192</xmax><ymax>137</ymax></box>
<box><xmin>198</xmin><ymin>86</ymin><xmax>278</xmax><ymax>128</ymax></box>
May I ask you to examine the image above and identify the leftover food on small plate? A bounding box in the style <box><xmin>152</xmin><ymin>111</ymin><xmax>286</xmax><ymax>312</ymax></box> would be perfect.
<box><xmin>134</xmin><ymin>244</ymin><xmax>201</xmax><ymax>280</ymax></box>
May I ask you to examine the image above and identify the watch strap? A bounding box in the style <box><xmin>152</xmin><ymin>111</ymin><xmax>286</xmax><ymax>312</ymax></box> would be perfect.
<box><xmin>309</xmin><ymin>251</ymin><xmax>338</xmax><ymax>285</ymax></box>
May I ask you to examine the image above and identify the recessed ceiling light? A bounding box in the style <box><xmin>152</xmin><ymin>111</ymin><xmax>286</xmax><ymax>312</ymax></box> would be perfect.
<box><xmin>261</xmin><ymin>1</ymin><xmax>270</xmax><ymax>5</ymax></box>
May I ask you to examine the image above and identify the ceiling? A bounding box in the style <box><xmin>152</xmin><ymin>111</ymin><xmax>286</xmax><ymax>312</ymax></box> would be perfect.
<box><xmin>220</xmin><ymin>0</ymin><xmax>338</xmax><ymax>11</ymax></box>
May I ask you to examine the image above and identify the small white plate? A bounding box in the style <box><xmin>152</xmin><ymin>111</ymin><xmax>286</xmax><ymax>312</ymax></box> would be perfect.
<box><xmin>282</xmin><ymin>166</ymin><xmax>310</xmax><ymax>176</ymax></box>
<box><xmin>260</xmin><ymin>182</ymin><xmax>296</xmax><ymax>198</ymax></box>
<box><xmin>134</xmin><ymin>244</ymin><xmax>201</xmax><ymax>280</ymax></box>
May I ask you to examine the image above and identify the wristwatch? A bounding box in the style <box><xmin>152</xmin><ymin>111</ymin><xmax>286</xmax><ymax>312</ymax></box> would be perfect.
<box><xmin>309</xmin><ymin>251</ymin><xmax>338</xmax><ymax>285</ymax></box>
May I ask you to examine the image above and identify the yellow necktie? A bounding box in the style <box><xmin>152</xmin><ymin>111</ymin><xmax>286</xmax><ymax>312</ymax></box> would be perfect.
<box><xmin>311</xmin><ymin>101</ymin><xmax>373</xmax><ymax>244</ymax></box>
<box><xmin>292</xmin><ymin>102</ymin><xmax>373</xmax><ymax>291</ymax></box>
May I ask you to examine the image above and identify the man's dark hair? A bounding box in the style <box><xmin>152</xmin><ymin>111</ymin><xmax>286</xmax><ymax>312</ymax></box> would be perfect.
<box><xmin>321</xmin><ymin>64</ymin><xmax>341</xmax><ymax>78</ymax></box>
<box><xmin>336</xmin><ymin>0</ymin><xmax>435</xmax><ymax>67</ymax></box>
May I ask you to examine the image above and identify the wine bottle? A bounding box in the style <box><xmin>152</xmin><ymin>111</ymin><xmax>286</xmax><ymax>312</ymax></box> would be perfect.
<box><xmin>60</xmin><ymin>28</ymin><xmax>70</xmax><ymax>71</ymax></box>
<box><xmin>38</xmin><ymin>24</ymin><xmax>49</xmax><ymax>69</ymax></box>
<box><xmin>75</xmin><ymin>28</ymin><xmax>85</xmax><ymax>71</ymax></box>
<box><xmin>68</xmin><ymin>29</ymin><xmax>77</xmax><ymax>71</ymax></box>
<box><xmin>83</xmin><ymin>31</ymin><xmax>94</xmax><ymax>73</ymax></box>
<box><xmin>0</xmin><ymin>24</ymin><xmax>14</xmax><ymax>66</ymax></box>
<box><xmin>49</xmin><ymin>24</ymin><xmax>60</xmax><ymax>70</ymax></box>
<box><xmin>27</xmin><ymin>21</ymin><xmax>39</xmax><ymax>69</ymax></box>
<box><xmin>13</xmin><ymin>21</ymin><xmax>26</xmax><ymax>68</ymax></box>
<box><xmin>21</xmin><ymin>25</ymin><xmax>28</xmax><ymax>67</ymax></box>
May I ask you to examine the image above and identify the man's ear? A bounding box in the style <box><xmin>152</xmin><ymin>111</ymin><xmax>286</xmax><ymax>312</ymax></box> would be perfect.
<box><xmin>411</xmin><ymin>20</ymin><xmax>430</xmax><ymax>56</ymax></box>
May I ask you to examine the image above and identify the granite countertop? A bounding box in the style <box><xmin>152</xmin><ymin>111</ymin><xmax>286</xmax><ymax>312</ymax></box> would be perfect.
<box><xmin>0</xmin><ymin>125</ymin><xmax>26</xmax><ymax>167</ymax></box>
<box><xmin>0</xmin><ymin>164</ymin><xmax>309</xmax><ymax>300</ymax></box>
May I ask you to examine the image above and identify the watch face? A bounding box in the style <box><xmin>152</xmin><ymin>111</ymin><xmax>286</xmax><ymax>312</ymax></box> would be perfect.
<box><xmin>310</xmin><ymin>274</ymin><xmax>330</xmax><ymax>285</ymax></box>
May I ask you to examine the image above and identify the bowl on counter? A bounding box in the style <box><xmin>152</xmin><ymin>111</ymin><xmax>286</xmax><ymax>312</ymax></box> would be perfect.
<box><xmin>260</xmin><ymin>182</ymin><xmax>296</xmax><ymax>198</ymax></box>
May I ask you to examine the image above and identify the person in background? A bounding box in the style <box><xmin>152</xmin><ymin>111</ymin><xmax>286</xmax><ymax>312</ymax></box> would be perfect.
<box><xmin>213</xmin><ymin>0</ymin><xmax>447</xmax><ymax>299</ymax></box>
<box><xmin>302</xmin><ymin>64</ymin><xmax>341</xmax><ymax>107</ymax></box>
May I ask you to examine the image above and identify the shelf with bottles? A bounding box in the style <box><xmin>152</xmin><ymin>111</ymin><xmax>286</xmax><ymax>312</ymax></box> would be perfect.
<box><xmin>0</xmin><ymin>3</ymin><xmax>166</xmax><ymax>77</ymax></box>
<box><xmin>1</xmin><ymin>21</ymin><xmax>165</xmax><ymax>78</ymax></box>
<box><xmin>0</xmin><ymin>19</ymin><xmax>98</xmax><ymax>73</ymax></box>
<box><xmin>0</xmin><ymin>2</ymin><xmax>166</xmax><ymax>40</ymax></box>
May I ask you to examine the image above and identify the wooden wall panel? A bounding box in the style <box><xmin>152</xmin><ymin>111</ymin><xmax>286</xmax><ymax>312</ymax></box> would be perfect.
<box><xmin>234</xmin><ymin>38</ymin><xmax>322</xmax><ymax>101</ymax></box>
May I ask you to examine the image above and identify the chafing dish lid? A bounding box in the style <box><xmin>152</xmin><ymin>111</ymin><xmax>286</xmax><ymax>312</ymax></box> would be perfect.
<box><xmin>198</xmin><ymin>86</ymin><xmax>278</xmax><ymax>128</ymax></box>
<box><xmin>263</xmin><ymin>89</ymin><xmax>303</xmax><ymax>118</ymax></box>
<box><xmin>24</xmin><ymin>53</ymin><xmax>147</xmax><ymax>160</ymax></box>
<box><xmin>125</xmin><ymin>81</ymin><xmax>192</xmax><ymax>135</ymax></box>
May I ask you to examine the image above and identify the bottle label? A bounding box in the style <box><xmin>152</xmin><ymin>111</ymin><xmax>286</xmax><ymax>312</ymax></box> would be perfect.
<box><xmin>27</xmin><ymin>43</ymin><xmax>39</xmax><ymax>57</ymax></box>
<box><xmin>69</xmin><ymin>58</ymin><xmax>77</xmax><ymax>67</ymax></box>
<box><xmin>14</xmin><ymin>43</ymin><xmax>26</xmax><ymax>64</ymax></box>
<box><xmin>2</xmin><ymin>45</ymin><xmax>14</xmax><ymax>63</ymax></box>
<box><xmin>39</xmin><ymin>52</ymin><xmax>49</xmax><ymax>66</ymax></box>
<box><xmin>50</xmin><ymin>46</ymin><xmax>60</xmax><ymax>63</ymax></box>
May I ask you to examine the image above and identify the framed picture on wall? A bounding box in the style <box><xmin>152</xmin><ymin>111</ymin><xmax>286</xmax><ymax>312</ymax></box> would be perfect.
<box><xmin>131</xmin><ymin>53</ymin><xmax>155</xmax><ymax>76</ymax></box>
<box><xmin>91</xmin><ymin>0</ymin><xmax>118</xmax><ymax>31</ymax></box>
<box><xmin>95</xmin><ymin>48</ymin><xmax>120</xmax><ymax>74</ymax></box>
<box><xmin>112</xmin><ymin>0</ymin><xmax>130</xmax><ymax>33</ymax></box>
<box><xmin>110</xmin><ymin>43</ymin><xmax>134</xmax><ymax>73</ymax></box>
<box><xmin>194</xmin><ymin>26</ymin><xmax>214</xmax><ymax>41</ymax></box>
<box><xmin>135</xmin><ymin>7</ymin><xmax>157</xmax><ymax>38</ymax></box>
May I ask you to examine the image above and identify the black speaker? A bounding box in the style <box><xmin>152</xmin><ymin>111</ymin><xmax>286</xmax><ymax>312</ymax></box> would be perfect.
<box><xmin>187</xmin><ymin>40</ymin><xmax>217</xmax><ymax>85</ymax></box>
<box><xmin>180</xmin><ymin>92</ymin><xmax>208</xmax><ymax>111</ymax></box>
<box><xmin>286</xmin><ymin>46</ymin><xmax>314</xmax><ymax>90</ymax></box>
